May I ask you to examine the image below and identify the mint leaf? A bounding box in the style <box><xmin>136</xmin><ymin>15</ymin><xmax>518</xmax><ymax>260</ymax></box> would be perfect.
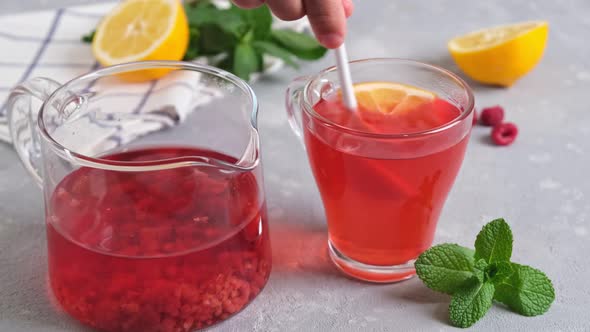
<box><xmin>457</xmin><ymin>246</ymin><xmax>475</xmax><ymax>259</ymax></box>
<box><xmin>473</xmin><ymin>259</ymin><xmax>487</xmax><ymax>283</ymax></box>
<box><xmin>449</xmin><ymin>279</ymin><xmax>495</xmax><ymax>328</ymax></box>
<box><xmin>253</xmin><ymin>41</ymin><xmax>299</xmax><ymax>68</ymax></box>
<box><xmin>198</xmin><ymin>25</ymin><xmax>237</xmax><ymax>54</ymax></box>
<box><xmin>185</xmin><ymin>6</ymin><xmax>246</xmax><ymax>38</ymax></box>
<box><xmin>238</xmin><ymin>4</ymin><xmax>272</xmax><ymax>40</ymax></box>
<box><xmin>474</xmin><ymin>218</ymin><xmax>513</xmax><ymax>263</ymax></box>
<box><xmin>487</xmin><ymin>261</ymin><xmax>513</xmax><ymax>284</ymax></box>
<box><xmin>271</xmin><ymin>29</ymin><xmax>327</xmax><ymax>60</ymax></box>
<box><xmin>415</xmin><ymin>244</ymin><xmax>475</xmax><ymax>295</ymax></box>
<box><xmin>242</xmin><ymin>29</ymin><xmax>255</xmax><ymax>44</ymax></box>
<box><xmin>475</xmin><ymin>259</ymin><xmax>514</xmax><ymax>285</ymax></box>
<box><xmin>185</xmin><ymin>0</ymin><xmax>215</xmax><ymax>10</ymax></box>
<box><xmin>494</xmin><ymin>263</ymin><xmax>555</xmax><ymax>316</ymax></box>
<box><xmin>233</xmin><ymin>43</ymin><xmax>260</xmax><ymax>80</ymax></box>
<box><xmin>183</xmin><ymin>27</ymin><xmax>200</xmax><ymax>60</ymax></box>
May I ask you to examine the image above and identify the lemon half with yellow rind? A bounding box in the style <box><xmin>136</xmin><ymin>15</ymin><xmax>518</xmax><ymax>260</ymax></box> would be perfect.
<box><xmin>92</xmin><ymin>0</ymin><xmax>189</xmax><ymax>82</ymax></box>
<box><xmin>448</xmin><ymin>21</ymin><xmax>549</xmax><ymax>87</ymax></box>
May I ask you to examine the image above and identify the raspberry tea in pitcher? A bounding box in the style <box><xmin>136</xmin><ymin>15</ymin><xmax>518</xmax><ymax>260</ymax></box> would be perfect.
<box><xmin>6</xmin><ymin>61</ymin><xmax>271</xmax><ymax>331</ymax></box>
<box><xmin>48</xmin><ymin>147</ymin><xmax>271</xmax><ymax>332</ymax></box>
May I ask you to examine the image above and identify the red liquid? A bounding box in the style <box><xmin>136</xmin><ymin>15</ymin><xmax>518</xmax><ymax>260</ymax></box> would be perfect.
<box><xmin>305</xmin><ymin>94</ymin><xmax>469</xmax><ymax>270</ymax></box>
<box><xmin>46</xmin><ymin>147</ymin><xmax>271</xmax><ymax>332</ymax></box>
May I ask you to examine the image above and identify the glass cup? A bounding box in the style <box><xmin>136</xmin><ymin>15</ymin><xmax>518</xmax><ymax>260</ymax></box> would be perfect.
<box><xmin>286</xmin><ymin>58</ymin><xmax>474</xmax><ymax>283</ymax></box>
<box><xmin>6</xmin><ymin>61</ymin><xmax>271</xmax><ymax>331</ymax></box>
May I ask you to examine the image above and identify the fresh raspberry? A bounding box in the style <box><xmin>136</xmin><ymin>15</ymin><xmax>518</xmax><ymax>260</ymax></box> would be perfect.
<box><xmin>491</xmin><ymin>122</ymin><xmax>518</xmax><ymax>146</ymax></box>
<box><xmin>480</xmin><ymin>106</ymin><xmax>504</xmax><ymax>126</ymax></box>
<box><xmin>472</xmin><ymin>109</ymin><xmax>478</xmax><ymax>125</ymax></box>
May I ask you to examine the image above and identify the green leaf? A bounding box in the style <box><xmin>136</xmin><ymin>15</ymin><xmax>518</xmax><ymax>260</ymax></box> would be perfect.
<box><xmin>474</xmin><ymin>218</ymin><xmax>513</xmax><ymax>263</ymax></box>
<box><xmin>81</xmin><ymin>30</ymin><xmax>95</xmax><ymax>43</ymax></box>
<box><xmin>494</xmin><ymin>263</ymin><xmax>555</xmax><ymax>316</ymax></box>
<box><xmin>185</xmin><ymin>4</ymin><xmax>250</xmax><ymax>57</ymax></box>
<box><xmin>271</xmin><ymin>29</ymin><xmax>328</xmax><ymax>60</ymax></box>
<box><xmin>414</xmin><ymin>244</ymin><xmax>476</xmax><ymax>295</ymax></box>
<box><xmin>233</xmin><ymin>43</ymin><xmax>260</xmax><ymax>81</ymax></box>
<box><xmin>449</xmin><ymin>279</ymin><xmax>495</xmax><ymax>328</ymax></box>
<box><xmin>253</xmin><ymin>41</ymin><xmax>299</xmax><ymax>68</ymax></box>
<box><xmin>474</xmin><ymin>259</ymin><xmax>487</xmax><ymax>270</ymax></box>
<box><xmin>185</xmin><ymin>6</ymin><xmax>247</xmax><ymax>38</ymax></box>
<box><xmin>486</xmin><ymin>261</ymin><xmax>513</xmax><ymax>284</ymax></box>
<box><xmin>198</xmin><ymin>25</ymin><xmax>237</xmax><ymax>55</ymax></box>
<box><xmin>457</xmin><ymin>246</ymin><xmax>476</xmax><ymax>259</ymax></box>
<box><xmin>184</xmin><ymin>0</ymin><xmax>215</xmax><ymax>10</ymax></box>
<box><xmin>237</xmin><ymin>4</ymin><xmax>272</xmax><ymax>40</ymax></box>
<box><xmin>183</xmin><ymin>27</ymin><xmax>200</xmax><ymax>60</ymax></box>
<box><xmin>475</xmin><ymin>259</ymin><xmax>514</xmax><ymax>285</ymax></box>
<box><xmin>184</xmin><ymin>47</ymin><xmax>199</xmax><ymax>61</ymax></box>
<box><xmin>242</xmin><ymin>29</ymin><xmax>255</xmax><ymax>44</ymax></box>
<box><xmin>473</xmin><ymin>259</ymin><xmax>487</xmax><ymax>283</ymax></box>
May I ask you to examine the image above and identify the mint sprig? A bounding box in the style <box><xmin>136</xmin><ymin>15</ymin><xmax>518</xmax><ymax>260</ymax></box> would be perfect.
<box><xmin>182</xmin><ymin>2</ymin><xmax>327</xmax><ymax>80</ymax></box>
<box><xmin>415</xmin><ymin>218</ymin><xmax>555</xmax><ymax>328</ymax></box>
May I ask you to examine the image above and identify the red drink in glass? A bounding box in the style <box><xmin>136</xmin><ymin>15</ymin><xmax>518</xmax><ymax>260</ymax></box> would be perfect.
<box><xmin>46</xmin><ymin>147</ymin><xmax>271</xmax><ymax>332</ymax></box>
<box><xmin>287</xmin><ymin>66</ymin><xmax>475</xmax><ymax>283</ymax></box>
<box><xmin>307</xmin><ymin>94</ymin><xmax>467</xmax><ymax>277</ymax></box>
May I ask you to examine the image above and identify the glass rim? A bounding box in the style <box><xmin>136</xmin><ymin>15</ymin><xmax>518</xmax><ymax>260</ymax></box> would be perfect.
<box><xmin>301</xmin><ymin>58</ymin><xmax>475</xmax><ymax>139</ymax></box>
<box><xmin>38</xmin><ymin>60</ymin><xmax>260</xmax><ymax>172</ymax></box>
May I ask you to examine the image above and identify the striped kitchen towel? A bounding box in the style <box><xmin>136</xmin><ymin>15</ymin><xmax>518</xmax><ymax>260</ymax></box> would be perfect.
<box><xmin>0</xmin><ymin>1</ymin><xmax>308</xmax><ymax>147</ymax></box>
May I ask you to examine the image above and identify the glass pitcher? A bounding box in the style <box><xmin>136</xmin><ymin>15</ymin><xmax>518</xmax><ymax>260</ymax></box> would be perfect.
<box><xmin>6</xmin><ymin>61</ymin><xmax>271</xmax><ymax>332</ymax></box>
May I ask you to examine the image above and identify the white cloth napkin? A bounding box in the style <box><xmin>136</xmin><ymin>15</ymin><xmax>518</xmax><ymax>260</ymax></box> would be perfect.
<box><xmin>0</xmin><ymin>1</ymin><xmax>309</xmax><ymax>148</ymax></box>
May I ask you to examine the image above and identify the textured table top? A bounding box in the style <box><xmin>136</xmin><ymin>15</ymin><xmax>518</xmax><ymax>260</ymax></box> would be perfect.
<box><xmin>1</xmin><ymin>1</ymin><xmax>589</xmax><ymax>331</ymax></box>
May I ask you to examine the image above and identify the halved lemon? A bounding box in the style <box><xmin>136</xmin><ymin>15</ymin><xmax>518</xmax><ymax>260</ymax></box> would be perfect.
<box><xmin>353</xmin><ymin>82</ymin><xmax>435</xmax><ymax>114</ymax></box>
<box><xmin>92</xmin><ymin>0</ymin><xmax>189</xmax><ymax>81</ymax></box>
<box><xmin>448</xmin><ymin>21</ymin><xmax>548</xmax><ymax>87</ymax></box>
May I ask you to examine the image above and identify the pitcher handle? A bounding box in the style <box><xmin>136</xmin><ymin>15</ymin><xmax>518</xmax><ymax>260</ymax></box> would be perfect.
<box><xmin>6</xmin><ymin>77</ymin><xmax>62</xmax><ymax>187</ymax></box>
<box><xmin>285</xmin><ymin>75</ymin><xmax>311</xmax><ymax>146</ymax></box>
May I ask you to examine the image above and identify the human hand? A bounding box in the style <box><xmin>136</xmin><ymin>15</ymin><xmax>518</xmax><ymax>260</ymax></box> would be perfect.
<box><xmin>231</xmin><ymin>0</ymin><xmax>354</xmax><ymax>49</ymax></box>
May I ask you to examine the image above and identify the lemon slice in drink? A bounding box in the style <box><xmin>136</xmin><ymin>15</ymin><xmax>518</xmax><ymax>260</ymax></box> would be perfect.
<box><xmin>448</xmin><ymin>21</ymin><xmax>548</xmax><ymax>87</ymax></box>
<box><xmin>353</xmin><ymin>82</ymin><xmax>435</xmax><ymax>114</ymax></box>
<box><xmin>92</xmin><ymin>0</ymin><xmax>189</xmax><ymax>81</ymax></box>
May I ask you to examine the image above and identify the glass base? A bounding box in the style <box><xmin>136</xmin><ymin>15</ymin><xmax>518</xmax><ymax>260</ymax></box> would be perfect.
<box><xmin>328</xmin><ymin>240</ymin><xmax>416</xmax><ymax>283</ymax></box>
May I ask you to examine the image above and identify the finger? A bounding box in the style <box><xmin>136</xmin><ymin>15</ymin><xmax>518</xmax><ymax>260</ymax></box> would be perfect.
<box><xmin>266</xmin><ymin>0</ymin><xmax>305</xmax><ymax>21</ymax></box>
<box><xmin>303</xmin><ymin>0</ymin><xmax>346</xmax><ymax>49</ymax></box>
<box><xmin>231</xmin><ymin>0</ymin><xmax>265</xmax><ymax>9</ymax></box>
<box><xmin>342</xmin><ymin>0</ymin><xmax>354</xmax><ymax>18</ymax></box>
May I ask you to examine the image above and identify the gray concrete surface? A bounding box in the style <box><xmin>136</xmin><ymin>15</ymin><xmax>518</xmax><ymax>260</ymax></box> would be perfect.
<box><xmin>1</xmin><ymin>0</ymin><xmax>590</xmax><ymax>331</ymax></box>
